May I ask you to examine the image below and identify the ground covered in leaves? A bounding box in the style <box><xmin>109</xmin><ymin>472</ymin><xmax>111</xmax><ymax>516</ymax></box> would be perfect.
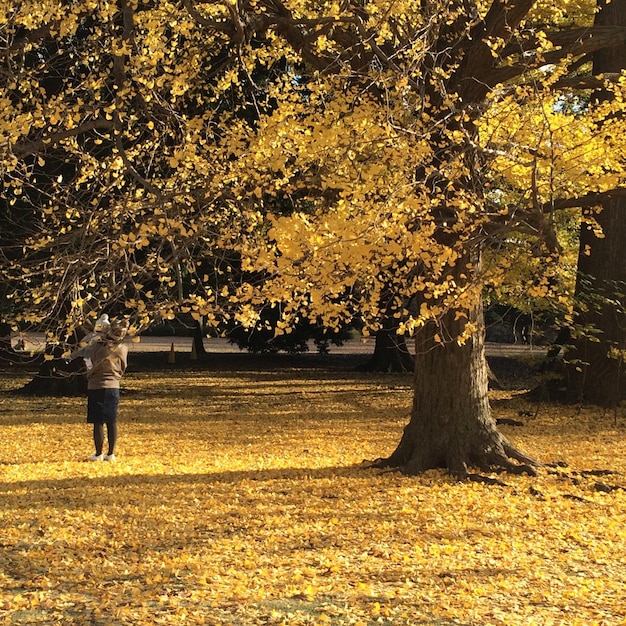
<box><xmin>1</xmin><ymin>353</ymin><xmax>626</xmax><ymax>625</ymax></box>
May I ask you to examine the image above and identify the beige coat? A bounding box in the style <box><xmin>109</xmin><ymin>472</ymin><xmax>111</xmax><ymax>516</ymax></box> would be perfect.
<box><xmin>86</xmin><ymin>341</ymin><xmax>128</xmax><ymax>390</ymax></box>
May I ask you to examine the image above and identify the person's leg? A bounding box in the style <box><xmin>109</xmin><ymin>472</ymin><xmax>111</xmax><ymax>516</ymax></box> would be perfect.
<box><xmin>103</xmin><ymin>389</ymin><xmax>120</xmax><ymax>459</ymax></box>
<box><xmin>105</xmin><ymin>421</ymin><xmax>118</xmax><ymax>456</ymax></box>
<box><xmin>87</xmin><ymin>389</ymin><xmax>106</xmax><ymax>459</ymax></box>
<box><xmin>93</xmin><ymin>422</ymin><xmax>105</xmax><ymax>455</ymax></box>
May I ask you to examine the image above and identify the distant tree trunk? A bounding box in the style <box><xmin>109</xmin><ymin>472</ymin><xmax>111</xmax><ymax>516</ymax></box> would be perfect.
<box><xmin>564</xmin><ymin>0</ymin><xmax>626</xmax><ymax>407</ymax></box>
<box><xmin>193</xmin><ymin>317</ymin><xmax>207</xmax><ymax>356</ymax></box>
<box><xmin>17</xmin><ymin>323</ymin><xmax>89</xmax><ymax>396</ymax></box>
<box><xmin>0</xmin><ymin>322</ymin><xmax>14</xmax><ymax>362</ymax></box>
<box><xmin>565</xmin><ymin>197</ymin><xmax>626</xmax><ymax>406</ymax></box>
<box><xmin>360</xmin><ymin>314</ymin><xmax>414</xmax><ymax>372</ymax></box>
<box><xmin>377</xmin><ymin>293</ymin><xmax>536</xmax><ymax>477</ymax></box>
<box><xmin>364</xmin><ymin>328</ymin><xmax>414</xmax><ymax>372</ymax></box>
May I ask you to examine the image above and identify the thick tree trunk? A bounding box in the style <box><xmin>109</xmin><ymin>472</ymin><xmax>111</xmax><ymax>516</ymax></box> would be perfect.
<box><xmin>379</xmin><ymin>299</ymin><xmax>536</xmax><ymax>477</ymax></box>
<box><xmin>564</xmin><ymin>0</ymin><xmax>626</xmax><ymax>407</ymax></box>
<box><xmin>566</xmin><ymin>195</ymin><xmax>626</xmax><ymax>406</ymax></box>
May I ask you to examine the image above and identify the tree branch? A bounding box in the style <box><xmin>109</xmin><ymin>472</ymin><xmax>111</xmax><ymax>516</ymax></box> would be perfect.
<box><xmin>461</xmin><ymin>24</ymin><xmax>626</xmax><ymax>99</ymax></box>
<box><xmin>541</xmin><ymin>187</ymin><xmax>626</xmax><ymax>212</ymax></box>
<box><xmin>0</xmin><ymin>25</ymin><xmax>52</xmax><ymax>56</ymax></box>
<box><xmin>554</xmin><ymin>73</ymin><xmax>623</xmax><ymax>90</ymax></box>
<box><xmin>481</xmin><ymin>0</ymin><xmax>537</xmax><ymax>40</ymax></box>
<box><xmin>13</xmin><ymin>119</ymin><xmax>115</xmax><ymax>158</ymax></box>
<box><xmin>183</xmin><ymin>0</ymin><xmax>238</xmax><ymax>37</ymax></box>
<box><xmin>457</xmin><ymin>0</ymin><xmax>536</xmax><ymax>102</ymax></box>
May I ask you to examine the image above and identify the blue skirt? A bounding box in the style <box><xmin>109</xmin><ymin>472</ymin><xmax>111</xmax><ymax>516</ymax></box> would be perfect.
<box><xmin>87</xmin><ymin>388</ymin><xmax>120</xmax><ymax>424</ymax></box>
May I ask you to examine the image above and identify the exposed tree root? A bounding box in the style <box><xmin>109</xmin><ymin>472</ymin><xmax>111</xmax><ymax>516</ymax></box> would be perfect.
<box><xmin>465</xmin><ymin>474</ymin><xmax>508</xmax><ymax>486</ymax></box>
<box><xmin>369</xmin><ymin>441</ymin><xmax>539</xmax><ymax>482</ymax></box>
<box><xmin>545</xmin><ymin>466</ymin><xmax>625</xmax><ymax>493</ymax></box>
<box><xmin>368</xmin><ymin>457</ymin><xmax>393</xmax><ymax>469</ymax></box>
<box><xmin>368</xmin><ymin>410</ymin><xmax>541</xmax><ymax>482</ymax></box>
<box><xmin>490</xmin><ymin>457</ymin><xmax>537</xmax><ymax>477</ymax></box>
<box><xmin>495</xmin><ymin>418</ymin><xmax>524</xmax><ymax>427</ymax></box>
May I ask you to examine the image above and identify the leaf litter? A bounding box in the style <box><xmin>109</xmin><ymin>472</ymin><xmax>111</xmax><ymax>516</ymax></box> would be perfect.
<box><xmin>1</xmin><ymin>365</ymin><xmax>625</xmax><ymax>625</ymax></box>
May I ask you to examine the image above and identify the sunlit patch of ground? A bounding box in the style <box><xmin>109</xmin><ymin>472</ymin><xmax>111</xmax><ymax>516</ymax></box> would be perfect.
<box><xmin>1</xmin><ymin>361</ymin><xmax>625</xmax><ymax>625</ymax></box>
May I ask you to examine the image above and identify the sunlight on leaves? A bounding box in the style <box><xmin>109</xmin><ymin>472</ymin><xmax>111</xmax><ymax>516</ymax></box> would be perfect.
<box><xmin>1</xmin><ymin>366</ymin><xmax>625</xmax><ymax>625</ymax></box>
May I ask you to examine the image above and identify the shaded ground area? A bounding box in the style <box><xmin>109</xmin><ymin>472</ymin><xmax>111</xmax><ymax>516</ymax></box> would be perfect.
<box><xmin>122</xmin><ymin>339</ymin><xmax>545</xmax><ymax>390</ymax></box>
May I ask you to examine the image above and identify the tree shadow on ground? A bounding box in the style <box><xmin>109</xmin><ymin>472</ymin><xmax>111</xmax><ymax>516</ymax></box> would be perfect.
<box><xmin>0</xmin><ymin>463</ymin><xmax>377</xmax><ymax>510</ymax></box>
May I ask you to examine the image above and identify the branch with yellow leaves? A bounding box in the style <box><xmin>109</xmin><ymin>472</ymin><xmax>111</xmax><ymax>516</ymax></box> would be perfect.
<box><xmin>12</xmin><ymin>119</ymin><xmax>115</xmax><ymax>159</ymax></box>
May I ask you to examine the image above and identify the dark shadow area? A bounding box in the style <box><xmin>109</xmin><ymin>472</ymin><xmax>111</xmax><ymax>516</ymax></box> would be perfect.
<box><xmin>2</xmin><ymin>343</ymin><xmax>543</xmax><ymax>389</ymax></box>
<box><xmin>0</xmin><ymin>464</ymin><xmax>373</xmax><ymax>510</ymax></box>
<box><xmin>487</xmin><ymin>355</ymin><xmax>543</xmax><ymax>390</ymax></box>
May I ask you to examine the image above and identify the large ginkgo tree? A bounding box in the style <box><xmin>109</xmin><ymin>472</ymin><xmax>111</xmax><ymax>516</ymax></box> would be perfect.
<box><xmin>2</xmin><ymin>0</ymin><xmax>625</xmax><ymax>476</ymax></box>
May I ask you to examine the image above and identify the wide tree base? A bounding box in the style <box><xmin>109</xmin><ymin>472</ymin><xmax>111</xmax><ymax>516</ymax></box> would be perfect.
<box><xmin>383</xmin><ymin>296</ymin><xmax>541</xmax><ymax>481</ymax></box>
<box><xmin>371</xmin><ymin>431</ymin><xmax>539</xmax><ymax>479</ymax></box>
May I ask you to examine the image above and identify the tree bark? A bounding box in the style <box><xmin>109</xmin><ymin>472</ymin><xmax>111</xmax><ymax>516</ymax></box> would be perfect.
<box><xmin>564</xmin><ymin>0</ymin><xmax>626</xmax><ymax>407</ymax></box>
<box><xmin>378</xmin><ymin>295</ymin><xmax>536</xmax><ymax>477</ymax></box>
<box><xmin>359</xmin><ymin>313</ymin><xmax>414</xmax><ymax>373</ymax></box>
<box><xmin>566</xmin><ymin>195</ymin><xmax>626</xmax><ymax>406</ymax></box>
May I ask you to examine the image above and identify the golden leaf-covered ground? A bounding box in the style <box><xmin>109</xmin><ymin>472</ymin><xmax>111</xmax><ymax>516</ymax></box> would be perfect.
<box><xmin>1</xmin><ymin>357</ymin><xmax>625</xmax><ymax>625</ymax></box>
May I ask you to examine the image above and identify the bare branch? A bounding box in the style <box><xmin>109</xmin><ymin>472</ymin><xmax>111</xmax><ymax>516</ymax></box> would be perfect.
<box><xmin>0</xmin><ymin>25</ymin><xmax>52</xmax><ymax>56</ymax></box>
<box><xmin>114</xmin><ymin>135</ymin><xmax>163</xmax><ymax>200</ymax></box>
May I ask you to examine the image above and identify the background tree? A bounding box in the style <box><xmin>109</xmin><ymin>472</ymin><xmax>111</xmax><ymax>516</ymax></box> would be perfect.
<box><xmin>563</xmin><ymin>0</ymin><xmax>626</xmax><ymax>407</ymax></box>
<box><xmin>0</xmin><ymin>0</ymin><xmax>268</xmax><ymax>345</ymax></box>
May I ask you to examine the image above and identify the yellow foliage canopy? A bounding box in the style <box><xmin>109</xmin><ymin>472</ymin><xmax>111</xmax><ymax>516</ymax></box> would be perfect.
<box><xmin>1</xmin><ymin>0</ymin><xmax>626</xmax><ymax>342</ymax></box>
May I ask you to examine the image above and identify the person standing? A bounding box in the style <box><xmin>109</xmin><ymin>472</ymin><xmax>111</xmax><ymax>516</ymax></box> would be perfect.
<box><xmin>75</xmin><ymin>318</ymin><xmax>129</xmax><ymax>461</ymax></box>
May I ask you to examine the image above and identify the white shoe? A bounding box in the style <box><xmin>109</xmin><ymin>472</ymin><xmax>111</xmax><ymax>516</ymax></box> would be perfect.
<box><xmin>88</xmin><ymin>454</ymin><xmax>104</xmax><ymax>461</ymax></box>
<box><xmin>103</xmin><ymin>454</ymin><xmax>116</xmax><ymax>462</ymax></box>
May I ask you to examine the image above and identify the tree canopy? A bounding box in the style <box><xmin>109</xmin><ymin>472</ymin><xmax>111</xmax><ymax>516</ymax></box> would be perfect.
<box><xmin>2</xmin><ymin>0</ymin><xmax>626</xmax><ymax>348</ymax></box>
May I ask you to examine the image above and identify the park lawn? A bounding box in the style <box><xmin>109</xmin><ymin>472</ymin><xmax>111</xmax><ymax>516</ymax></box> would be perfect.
<box><xmin>1</xmin><ymin>359</ymin><xmax>625</xmax><ymax>625</ymax></box>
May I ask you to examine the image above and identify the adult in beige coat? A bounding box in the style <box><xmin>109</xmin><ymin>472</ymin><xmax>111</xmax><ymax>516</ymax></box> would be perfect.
<box><xmin>76</xmin><ymin>319</ymin><xmax>129</xmax><ymax>461</ymax></box>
